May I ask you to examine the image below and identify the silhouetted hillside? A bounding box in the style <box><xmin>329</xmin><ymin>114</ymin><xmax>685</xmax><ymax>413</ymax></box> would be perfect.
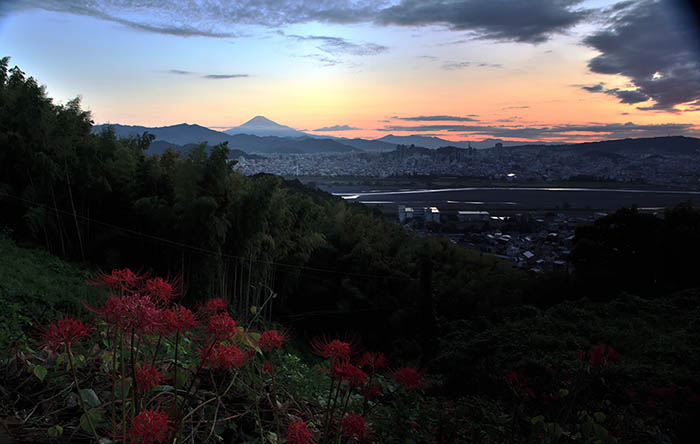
<box><xmin>93</xmin><ymin>123</ymin><xmax>361</xmax><ymax>154</ymax></box>
<box><xmin>148</xmin><ymin>140</ymin><xmax>261</xmax><ymax>159</ymax></box>
<box><xmin>510</xmin><ymin>136</ymin><xmax>700</xmax><ymax>156</ymax></box>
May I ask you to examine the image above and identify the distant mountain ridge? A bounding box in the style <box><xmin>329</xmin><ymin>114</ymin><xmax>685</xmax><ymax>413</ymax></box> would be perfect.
<box><xmin>504</xmin><ymin>136</ymin><xmax>700</xmax><ymax>156</ymax></box>
<box><xmin>92</xmin><ymin>122</ymin><xmax>362</xmax><ymax>155</ymax></box>
<box><xmin>92</xmin><ymin>118</ymin><xmax>700</xmax><ymax>157</ymax></box>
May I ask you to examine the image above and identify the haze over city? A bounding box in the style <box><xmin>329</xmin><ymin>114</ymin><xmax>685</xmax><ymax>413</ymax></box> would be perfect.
<box><xmin>1</xmin><ymin>0</ymin><xmax>699</xmax><ymax>143</ymax></box>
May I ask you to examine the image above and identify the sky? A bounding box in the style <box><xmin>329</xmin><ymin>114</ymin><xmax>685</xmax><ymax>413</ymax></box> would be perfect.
<box><xmin>1</xmin><ymin>0</ymin><xmax>700</xmax><ymax>143</ymax></box>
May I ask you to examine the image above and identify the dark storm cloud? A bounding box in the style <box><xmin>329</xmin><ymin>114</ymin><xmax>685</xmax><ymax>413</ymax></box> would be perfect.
<box><xmin>379</xmin><ymin>122</ymin><xmax>700</xmax><ymax>139</ymax></box>
<box><xmin>580</xmin><ymin>83</ymin><xmax>650</xmax><ymax>104</ymax></box>
<box><xmin>394</xmin><ymin>115</ymin><xmax>479</xmax><ymax>122</ymax></box>
<box><xmin>12</xmin><ymin>0</ymin><xmax>589</xmax><ymax>44</ymax></box>
<box><xmin>377</xmin><ymin>0</ymin><xmax>592</xmax><ymax>43</ymax></box>
<box><xmin>313</xmin><ymin>124</ymin><xmax>360</xmax><ymax>131</ymax></box>
<box><xmin>605</xmin><ymin>88</ymin><xmax>649</xmax><ymax>104</ymax></box>
<box><xmin>583</xmin><ymin>0</ymin><xmax>700</xmax><ymax>111</ymax></box>
<box><xmin>202</xmin><ymin>74</ymin><xmax>248</xmax><ymax>79</ymax></box>
<box><xmin>581</xmin><ymin>83</ymin><xmax>604</xmax><ymax>93</ymax></box>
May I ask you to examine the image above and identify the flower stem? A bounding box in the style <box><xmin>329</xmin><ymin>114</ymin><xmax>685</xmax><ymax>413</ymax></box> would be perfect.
<box><xmin>68</xmin><ymin>346</ymin><xmax>100</xmax><ymax>443</ymax></box>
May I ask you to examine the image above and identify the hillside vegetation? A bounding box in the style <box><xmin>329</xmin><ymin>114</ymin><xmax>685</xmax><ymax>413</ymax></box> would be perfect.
<box><xmin>2</xmin><ymin>58</ymin><xmax>700</xmax><ymax>444</ymax></box>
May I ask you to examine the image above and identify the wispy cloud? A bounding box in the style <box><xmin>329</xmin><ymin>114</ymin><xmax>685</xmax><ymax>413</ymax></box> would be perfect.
<box><xmin>313</xmin><ymin>124</ymin><xmax>360</xmax><ymax>131</ymax></box>
<box><xmin>442</xmin><ymin>61</ymin><xmax>502</xmax><ymax>70</ymax></box>
<box><xmin>12</xmin><ymin>0</ymin><xmax>591</xmax><ymax>44</ymax></box>
<box><xmin>393</xmin><ymin>115</ymin><xmax>479</xmax><ymax>122</ymax></box>
<box><xmin>282</xmin><ymin>32</ymin><xmax>388</xmax><ymax>56</ymax></box>
<box><xmin>202</xmin><ymin>74</ymin><xmax>249</xmax><ymax>79</ymax></box>
<box><xmin>166</xmin><ymin>70</ymin><xmax>248</xmax><ymax>79</ymax></box>
<box><xmin>379</xmin><ymin>121</ymin><xmax>700</xmax><ymax>140</ymax></box>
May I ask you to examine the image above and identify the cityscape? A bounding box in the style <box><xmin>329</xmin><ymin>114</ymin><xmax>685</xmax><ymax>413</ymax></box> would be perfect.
<box><xmin>237</xmin><ymin>139</ymin><xmax>700</xmax><ymax>186</ymax></box>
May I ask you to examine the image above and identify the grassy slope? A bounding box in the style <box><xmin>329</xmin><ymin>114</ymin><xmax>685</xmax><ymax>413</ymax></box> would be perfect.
<box><xmin>0</xmin><ymin>237</ymin><xmax>99</xmax><ymax>351</ymax></box>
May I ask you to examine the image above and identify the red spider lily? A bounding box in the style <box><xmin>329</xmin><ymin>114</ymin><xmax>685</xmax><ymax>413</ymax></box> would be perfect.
<box><xmin>88</xmin><ymin>268</ymin><xmax>146</xmax><ymax>292</ymax></box>
<box><xmin>341</xmin><ymin>413</ymin><xmax>369</xmax><ymax>440</ymax></box>
<box><xmin>262</xmin><ymin>361</ymin><xmax>274</xmax><ymax>373</ymax></box>
<box><xmin>38</xmin><ymin>315</ymin><xmax>90</xmax><ymax>353</ymax></box>
<box><xmin>362</xmin><ymin>383</ymin><xmax>381</xmax><ymax>399</ymax></box>
<box><xmin>129</xmin><ymin>409</ymin><xmax>172</xmax><ymax>444</ymax></box>
<box><xmin>205</xmin><ymin>312</ymin><xmax>237</xmax><ymax>339</ymax></box>
<box><xmin>258</xmin><ymin>329</ymin><xmax>286</xmax><ymax>352</ymax></box>
<box><xmin>311</xmin><ymin>337</ymin><xmax>353</xmax><ymax>362</ymax></box>
<box><xmin>89</xmin><ymin>294</ymin><xmax>163</xmax><ymax>333</ymax></box>
<box><xmin>143</xmin><ymin>276</ymin><xmax>181</xmax><ymax>304</ymax></box>
<box><xmin>393</xmin><ymin>366</ymin><xmax>426</xmax><ymax>391</ymax></box>
<box><xmin>285</xmin><ymin>420</ymin><xmax>311</xmax><ymax>444</ymax></box>
<box><xmin>201</xmin><ymin>344</ymin><xmax>250</xmax><ymax>370</ymax></box>
<box><xmin>357</xmin><ymin>351</ymin><xmax>389</xmax><ymax>373</ymax></box>
<box><xmin>200</xmin><ymin>298</ymin><xmax>227</xmax><ymax>315</ymax></box>
<box><xmin>215</xmin><ymin>344</ymin><xmax>250</xmax><ymax>369</ymax></box>
<box><xmin>331</xmin><ymin>360</ymin><xmax>368</xmax><ymax>386</ymax></box>
<box><xmin>135</xmin><ymin>364</ymin><xmax>163</xmax><ymax>392</ymax></box>
<box><xmin>158</xmin><ymin>305</ymin><xmax>197</xmax><ymax>336</ymax></box>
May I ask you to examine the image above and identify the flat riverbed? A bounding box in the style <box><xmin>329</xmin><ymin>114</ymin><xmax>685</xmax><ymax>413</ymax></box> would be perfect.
<box><xmin>320</xmin><ymin>186</ymin><xmax>700</xmax><ymax>211</ymax></box>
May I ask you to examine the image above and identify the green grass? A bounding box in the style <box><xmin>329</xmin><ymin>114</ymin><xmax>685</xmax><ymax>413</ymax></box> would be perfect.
<box><xmin>0</xmin><ymin>237</ymin><xmax>100</xmax><ymax>351</ymax></box>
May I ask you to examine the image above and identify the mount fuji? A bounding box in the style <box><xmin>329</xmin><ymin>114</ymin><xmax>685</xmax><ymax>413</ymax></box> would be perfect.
<box><xmin>224</xmin><ymin>116</ymin><xmax>308</xmax><ymax>138</ymax></box>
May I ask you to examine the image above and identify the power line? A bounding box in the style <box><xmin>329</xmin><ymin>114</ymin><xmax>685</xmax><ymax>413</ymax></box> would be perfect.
<box><xmin>0</xmin><ymin>191</ymin><xmax>417</xmax><ymax>282</ymax></box>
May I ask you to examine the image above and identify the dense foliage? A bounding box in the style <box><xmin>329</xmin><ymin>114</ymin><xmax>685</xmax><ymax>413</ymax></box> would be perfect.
<box><xmin>570</xmin><ymin>204</ymin><xmax>700</xmax><ymax>298</ymax></box>
<box><xmin>0</xmin><ymin>56</ymin><xmax>526</xmax><ymax>353</ymax></box>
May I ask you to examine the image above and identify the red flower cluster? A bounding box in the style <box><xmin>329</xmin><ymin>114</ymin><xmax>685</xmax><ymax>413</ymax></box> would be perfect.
<box><xmin>505</xmin><ymin>371</ymin><xmax>535</xmax><ymax>399</ymax></box>
<box><xmin>143</xmin><ymin>276</ymin><xmax>179</xmax><ymax>304</ymax></box>
<box><xmin>258</xmin><ymin>330</ymin><xmax>286</xmax><ymax>352</ymax></box>
<box><xmin>129</xmin><ymin>409</ymin><xmax>172</xmax><ymax>444</ymax></box>
<box><xmin>331</xmin><ymin>360</ymin><xmax>368</xmax><ymax>386</ymax></box>
<box><xmin>312</xmin><ymin>338</ymin><xmax>352</xmax><ymax>362</ymax></box>
<box><xmin>206</xmin><ymin>312</ymin><xmax>237</xmax><ymax>339</ymax></box>
<box><xmin>576</xmin><ymin>344</ymin><xmax>620</xmax><ymax>366</ymax></box>
<box><xmin>393</xmin><ymin>366</ymin><xmax>425</xmax><ymax>391</ymax></box>
<box><xmin>201</xmin><ymin>344</ymin><xmax>250</xmax><ymax>370</ymax></box>
<box><xmin>285</xmin><ymin>420</ymin><xmax>311</xmax><ymax>444</ymax></box>
<box><xmin>135</xmin><ymin>364</ymin><xmax>163</xmax><ymax>392</ymax></box>
<box><xmin>94</xmin><ymin>294</ymin><xmax>161</xmax><ymax>333</ymax></box>
<box><xmin>159</xmin><ymin>305</ymin><xmax>196</xmax><ymax>335</ymax></box>
<box><xmin>357</xmin><ymin>351</ymin><xmax>389</xmax><ymax>373</ymax></box>
<box><xmin>201</xmin><ymin>298</ymin><xmax>227</xmax><ymax>315</ymax></box>
<box><xmin>341</xmin><ymin>413</ymin><xmax>369</xmax><ymax>440</ymax></box>
<box><xmin>262</xmin><ymin>361</ymin><xmax>274</xmax><ymax>373</ymax></box>
<box><xmin>39</xmin><ymin>315</ymin><xmax>90</xmax><ymax>352</ymax></box>
<box><xmin>89</xmin><ymin>268</ymin><xmax>144</xmax><ymax>292</ymax></box>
